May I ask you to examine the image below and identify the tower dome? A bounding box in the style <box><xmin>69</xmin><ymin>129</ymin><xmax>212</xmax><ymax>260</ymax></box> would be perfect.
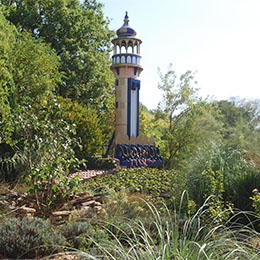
<box><xmin>116</xmin><ymin>12</ymin><xmax>137</xmax><ymax>38</ymax></box>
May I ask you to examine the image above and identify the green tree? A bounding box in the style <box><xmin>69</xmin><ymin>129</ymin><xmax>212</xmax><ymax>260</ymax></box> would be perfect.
<box><xmin>12</xmin><ymin>34</ymin><xmax>61</xmax><ymax>110</ymax></box>
<box><xmin>139</xmin><ymin>104</ymin><xmax>167</xmax><ymax>150</ymax></box>
<box><xmin>157</xmin><ymin>64</ymin><xmax>221</xmax><ymax>168</ymax></box>
<box><xmin>57</xmin><ymin>97</ymin><xmax>110</xmax><ymax>158</ymax></box>
<box><xmin>1</xmin><ymin>0</ymin><xmax>115</xmax><ymax>108</ymax></box>
<box><xmin>0</xmin><ymin>11</ymin><xmax>16</xmax><ymax>121</ymax></box>
<box><xmin>0</xmin><ymin>9</ymin><xmax>61</xmax><ymax>113</ymax></box>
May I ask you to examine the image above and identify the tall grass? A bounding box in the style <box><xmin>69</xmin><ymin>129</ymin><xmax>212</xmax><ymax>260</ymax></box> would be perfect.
<box><xmin>72</xmin><ymin>193</ymin><xmax>260</xmax><ymax>260</ymax></box>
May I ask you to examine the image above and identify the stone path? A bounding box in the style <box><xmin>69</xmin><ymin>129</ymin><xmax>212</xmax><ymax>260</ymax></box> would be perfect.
<box><xmin>70</xmin><ymin>169</ymin><xmax>117</xmax><ymax>181</ymax></box>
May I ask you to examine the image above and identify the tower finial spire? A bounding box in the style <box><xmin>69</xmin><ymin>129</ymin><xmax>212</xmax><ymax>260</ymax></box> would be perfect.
<box><xmin>124</xmin><ymin>11</ymin><xmax>129</xmax><ymax>22</ymax></box>
<box><xmin>117</xmin><ymin>11</ymin><xmax>136</xmax><ymax>37</ymax></box>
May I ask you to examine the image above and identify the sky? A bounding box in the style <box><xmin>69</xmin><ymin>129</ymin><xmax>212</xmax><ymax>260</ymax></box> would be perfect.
<box><xmin>100</xmin><ymin>0</ymin><xmax>260</xmax><ymax>109</ymax></box>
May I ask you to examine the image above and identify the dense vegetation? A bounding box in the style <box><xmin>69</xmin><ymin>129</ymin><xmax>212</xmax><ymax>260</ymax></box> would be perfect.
<box><xmin>1</xmin><ymin>0</ymin><xmax>260</xmax><ymax>259</ymax></box>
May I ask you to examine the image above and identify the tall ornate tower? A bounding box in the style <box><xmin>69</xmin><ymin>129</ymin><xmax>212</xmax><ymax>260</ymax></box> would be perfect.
<box><xmin>110</xmin><ymin>12</ymin><xmax>162</xmax><ymax>168</ymax></box>
<box><xmin>111</xmin><ymin>12</ymin><xmax>145</xmax><ymax>144</ymax></box>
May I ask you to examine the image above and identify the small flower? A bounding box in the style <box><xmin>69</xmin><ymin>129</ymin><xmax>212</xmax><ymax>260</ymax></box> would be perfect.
<box><xmin>252</xmin><ymin>188</ymin><xmax>258</xmax><ymax>193</ymax></box>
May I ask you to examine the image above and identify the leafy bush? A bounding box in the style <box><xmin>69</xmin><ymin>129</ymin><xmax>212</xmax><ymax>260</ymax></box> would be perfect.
<box><xmin>250</xmin><ymin>188</ymin><xmax>260</xmax><ymax>216</ymax></box>
<box><xmin>0</xmin><ymin>217</ymin><xmax>66</xmax><ymax>258</ymax></box>
<box><xmin>0</xmin><ymin>143</ymin><xmax>26</xmax><ymax>181</ymax></box>
<box><xmin>57</xmin><ymin>97</ymin><xmax>111</xmax><ymax>159</ymax></box>
<box><xmin>86</xmin><ymin>157</ymin><xmax>118</xmax><ymax>170</ymax></box>
<box><xmin>1</xmin><ymin>103</ymin><xmax>82</xmax><ymax>214</ymax></box>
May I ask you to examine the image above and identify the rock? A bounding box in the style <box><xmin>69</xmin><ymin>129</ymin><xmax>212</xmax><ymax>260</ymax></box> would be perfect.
<box><xmin>70</xmin><ymin>195</ymin><xmax>94</xmax><ymax>206</ymax></box>
<box><xmin>82</xmin><ymin>200</ymin><xmax>95</xmax><ymax>207</ymax></box>
<box><xmin>94</xmin><ymin>201</ymin><xmax>102</xmax><ymax>206</ymax></box>
<box><xmin>52</xmin><ymin>210</ymin><xmax>71</xmax><ymax>216</ymax></box>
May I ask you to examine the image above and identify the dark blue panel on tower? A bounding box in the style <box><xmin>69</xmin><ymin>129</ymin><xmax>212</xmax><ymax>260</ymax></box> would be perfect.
<box><xmin>134</xmin><ymin>67</ymin><xmax>139</xmax><ymax>76</ymax></box>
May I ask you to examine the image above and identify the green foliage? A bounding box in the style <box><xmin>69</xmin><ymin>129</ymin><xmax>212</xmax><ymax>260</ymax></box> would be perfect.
<box><xmin>1</xmin><ymin>0</ymin><xmax>115</xmax><ymax>108</ymax></box>
<box><xmin>157</xmin><ymin>64</ymin><xmax>197</xmax><ymax>168</ymax></box>
<box><xmin>23</xmin><ymin>104</ymin><xmax>81</xmax><ymax>211</ymax></box>
<box><xmin>11</xmin><ymin>33</ymin><xmax>61</xmax><ymax>108</ymax></box>
<box><xmin>156</xmin><ymin>64</ymin><xmax>222</xmax><ymax>169</ymax></box>
<box><xmin>0</xmin><ymin>11</ymin><xmax>61</xmax><ymax>113</ymax></box>
<box><xmin>201</xmin><ymin>168</ymin><xmax>232</xmax><ymax>225</ymax></box>
<box><xmin>0</xmin><ymin>217</ymin><xmax>66</xmax><ymax>258</ymax></box>
<box><xmin>230</xmin><ymin>170</ymin><xmax>260</xmax><ymax>211</ymax></box>
<box><xmin>86</xmin><ymin>157</ymin><xmax>118</xmax><ymax>170</ymax></box>
<box><xmin>0</xmin><ymin>11</ymin><xmax>66</xmax><ymax>186</ymax></box>
<box><xmin>0</xmin><ymin>143</ymin><xmax>26</xmax><ymax>181</ymax></box>
<box><xmin>250</xmin><ymin>189</ymin><xmax>260</xmax><ymax>216</ymax></box>
<box><xmin>86</xmin><ymin>168</ymin><xmax>188</xmax><ymax>211</ymax></box>
<box><xmin>0</xmin><ymin>9</ymin><xmax>82</xmax><ymax>208</ymax></box>
<box><xmin>186</xmin><ymin>140</ymin><xmax>258</xmax><ymax>211</ymax></box>
<box><xmin>1</xmin><ymin>102</ymin><xmax>81</xmax><ymax>213</ymax></box>
<box><xmin>77</xmin><ymin>200</ymin><xmax>260</xmax><ymax>260</ymax></box>
<box><xmin>0</xmin><ymin>11</ymin><xmax>16</xmax><ymax>120</ymax></box>
<box><xmin>200</xmin><ymin>168</ymin><xmax>224</xmax><ymax>202</ymax></box>
<box><xmin>60</xmin><ymin>221</ymin><xmax>109</xmax><ymax>250</ymax></box>
<box><xmin>139</xmin><ymin>103</ymin><xmax>167</xmax><ymax>151</ymax></box>
<box><xmin>57</xmin><ymin>97</ymin><xmax>106</xmax><ymax>158</ymax></box>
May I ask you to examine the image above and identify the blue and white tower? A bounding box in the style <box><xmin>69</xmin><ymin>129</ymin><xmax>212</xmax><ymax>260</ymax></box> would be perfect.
<box><xmin>109</xmin><ymin>12</ymin><xmax>162</xmax><ymax>167</ymax></box>
<box><xmin>111</xmin><ymin>12</ymin><xmax>144</xmax><ymax>144</ymax></box>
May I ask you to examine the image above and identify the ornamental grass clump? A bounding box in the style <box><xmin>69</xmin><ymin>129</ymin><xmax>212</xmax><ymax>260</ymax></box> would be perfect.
<box><xmin>0</xmin><ymin>217</ymin><xmax>66</xmax><ymax>259</ymax></box>
<box><xmin>76</xmin><ymin>193</ymin><xmax>260</xmax><ymax>260</ymax></box>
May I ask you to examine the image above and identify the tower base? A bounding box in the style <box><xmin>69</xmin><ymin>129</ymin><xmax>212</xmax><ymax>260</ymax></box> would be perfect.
<box><xmin>115</xmin><ymin>143</ymin><xmax>163</xmax><ymax>168</ymax></box>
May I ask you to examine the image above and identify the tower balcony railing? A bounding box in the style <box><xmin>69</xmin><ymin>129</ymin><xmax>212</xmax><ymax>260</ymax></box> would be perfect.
<box><xmin>112</xmin><ymin>54</ymin><xmax>141</xmax><ymax>66</ymax></box>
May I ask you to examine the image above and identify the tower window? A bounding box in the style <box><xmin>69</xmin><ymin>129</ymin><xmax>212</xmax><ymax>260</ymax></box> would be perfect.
<box><xmin>116</xmin><ymin>45</ymin><xmax>120</xmax><ymax>54</ymax></box>
<box><xmin>121</xmin><ymin>46</ymin><xmax>127</xmax><ymax>53</ymax></box>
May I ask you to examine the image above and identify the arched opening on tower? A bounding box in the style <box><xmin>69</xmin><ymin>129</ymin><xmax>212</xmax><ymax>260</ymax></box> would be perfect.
<box><xmin>116</xmin><ymin>45</ymin><xmax>120</xmax><ymax>54</ymax></box>
<box><xmin>128</xmin><ymin>40</ymin><xmax>134</xmax><ymax>53</ymax></box>
<box><xmin>121</xmin><ymin>46</ymin><xmax>127</xmax><ymax>54</ymax></box>
<box><xmin>127</xmin><ymin>56</ymin><xmax>131</xmax><ymax>63</ymax></box>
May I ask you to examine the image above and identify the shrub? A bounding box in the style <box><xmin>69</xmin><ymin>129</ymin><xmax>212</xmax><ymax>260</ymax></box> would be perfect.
<box><xmin>57</xmin><ymin>97</ymin><xmax>107</xmax><ymax>158</ymax></box>
<box><xmin>0</xmin><ymin>217</ymin><xmax>66</xmax><ymax>258</ymax></box>
<box><xmin>86</xmin><ymin>157</ymin><xmax>118</xmax><ymax>170</ymax></box>
<box><xmin>60</xmin><ymin>222</ymin><xmax>109</xmax><ymax>250</ymax></box>
<box><xmin>0</xmin><ymin>143</ymin><xmax>26</xmax><ymax>181</ymax></box>
<box><xmin>250</xmin><ymin>188</ymin><xmax>260</xmax><ymax>216</ymax></box>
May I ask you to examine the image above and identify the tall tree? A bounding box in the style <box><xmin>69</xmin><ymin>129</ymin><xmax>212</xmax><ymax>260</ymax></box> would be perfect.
<box><xmin>157</xmin><ymin>64</ymin><xmax>221</xmax><ymax>168</ymax></box>
<box><xmin>216</xmin><ymin>98</ymin><xmax>260</xmax><ymax>166</ymax></box>
<box><xmin>0</xmin><ymin>11</ymin><xmax>16</xmax><ymax>121</ymax></box>
<box><xmin>1</xmin><ymin>0</ymin><xmax>115</xmax><ymax>108</ymax></box>
<box><xmin>157</xmin><ymin>64</ymin><xmax>197</xmax><ymax>168</ymax></box>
